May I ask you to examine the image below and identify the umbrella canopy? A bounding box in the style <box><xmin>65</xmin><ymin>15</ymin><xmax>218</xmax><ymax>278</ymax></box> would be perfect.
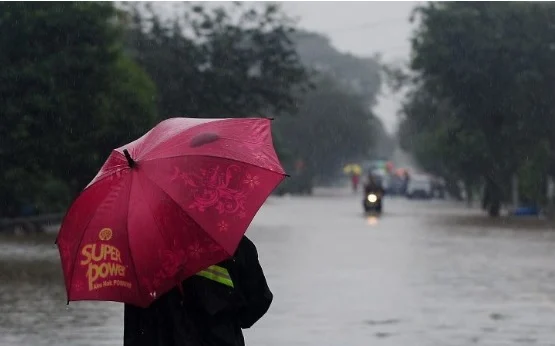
<box><xmin>343</xmin><ymin>164</ymin><xmax>362</xmax><ymax>175</ymax></box>
<box><xmin>395</xmin><ymin>168</ymin><xmax>408</xmax><ymax>177</ymax></box>
<box><xmin>56</xmin><ymin>117</ymin><xmax>286</xmax><ymax>307</ymax></box>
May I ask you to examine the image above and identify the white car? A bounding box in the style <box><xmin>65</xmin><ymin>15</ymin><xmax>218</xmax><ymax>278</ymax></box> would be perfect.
<box><xmin>406</xmin><ymin>176</ymin><xmax>433</xmax><ymax>199</ymax></box>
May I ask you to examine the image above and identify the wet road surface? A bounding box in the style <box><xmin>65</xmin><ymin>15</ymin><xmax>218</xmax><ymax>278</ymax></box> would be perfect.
<box><xmin>2</xmin><ymin>187</ymin><xmax>555</xmax><ymax>346</ymax></box>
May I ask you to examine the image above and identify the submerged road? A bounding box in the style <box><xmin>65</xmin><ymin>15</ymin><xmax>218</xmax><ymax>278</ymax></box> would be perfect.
<box><xmin>2</xmin><ymin>187</ymin><xmax>555</xmax><ymax>345</ymax></box>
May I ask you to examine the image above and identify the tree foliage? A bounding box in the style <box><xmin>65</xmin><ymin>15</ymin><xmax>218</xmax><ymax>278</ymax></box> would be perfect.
<box><xmin>124</xmin><ymin>2</ymin><xmax>310</xmax><ymax>119</ymax></box>
<box><xmin>0</xmin><ymin>2</ymin><xmax>157</xmax><ymax>216</ymax></box>
<box><xmin>0</xmin><ymin>1</ymin><xmax>387</xmax><ymax>214</ymax></box>
<box><xmin>275</xmin><ymin>29</ymin><xmax>393</xmax><ymax>186</ymax></box>
<box><xmin>292</xmin><ymin>31</ymin><xmax>382</xmax><ymax>106</ymax></box>
<box><xmin>397</xmin><ymin>2</ymin><xmax>555</xmax><ymax>215</ymax></box>
<box><xmin>0</xmin><ymin>2</ymin><xmax>315</xmax><ymax>216</ymax></box>
<box><xmin>275</xmin><ymin>74</ymin><xmax>377</xmax><ymax>182</ymax></box>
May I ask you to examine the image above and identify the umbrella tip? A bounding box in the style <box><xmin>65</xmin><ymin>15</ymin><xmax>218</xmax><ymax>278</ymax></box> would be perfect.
<box><xmin>123</xmin><ymin>149</ymin><xmax>136</xmax><ymax>168</ymax></box>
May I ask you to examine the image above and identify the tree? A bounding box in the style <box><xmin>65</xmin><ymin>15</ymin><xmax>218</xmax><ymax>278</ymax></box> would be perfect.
<box><xmin>0</xmin><ymin>2</ymin><xmax>157</xmax><ymax>216</ymax></box>
<box><xmin>292</xmin><ymin>31</ymin><xmax>382</xmax><ymax>106</ymax></box>
<box><xmin>124</xmin><ymin>2</ymin><xmax>310</xmax><ymax>119</ymax></box>
<box><xmin>274</xmin><ymin>74</ymin><xmax>377</xmax><ymax>184</ymax></box>
<box><xmin>397</xmin><ymin>86</ymin><xmax>488</xmax><ymax>201</ymax></box>
<box><xmin>290</xmin><ymin>30</ymin><xmax>394</xmax><ymax>160</ymax></box>
<box><xmin>400</xmin><ymin>2</ymin><xmax>555</xmax><ymax>216</ymax></box>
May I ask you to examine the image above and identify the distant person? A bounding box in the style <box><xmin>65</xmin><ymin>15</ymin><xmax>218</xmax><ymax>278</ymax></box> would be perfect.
<box><xmin>351</xmin><ymin>173</ymin><xmax>360</xmax><ymax>193</ymax></box>
<box><xmin>123</xmin><ymin>236</ymin><xmax>273</xmax><ymax>346</ymax></box>
<box><xmin>401</xmin><ymin>172</ymin><xmax>410</xmax><ymax>195</ymax></box>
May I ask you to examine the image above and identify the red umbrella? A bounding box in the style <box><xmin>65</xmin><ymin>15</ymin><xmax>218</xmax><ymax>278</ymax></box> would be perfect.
<box><xmin>56</xmin><ymin>117</ymin><xmax>286</xmax><ymax>307</ymax></box>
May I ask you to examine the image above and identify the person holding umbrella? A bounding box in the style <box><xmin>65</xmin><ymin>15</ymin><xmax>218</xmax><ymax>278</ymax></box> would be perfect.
<box><xmin>56</xmin><ymin>118</ymin><xmax>286</xmax><ymax>346</ymax></box>
<box><xmin>123</xmin><ymin>235</ymin><xmax>272</xmax><ymax>346</ymax></box>
<box><xmin>343</xmin><ymin>164</ymin><xmax>362</xmax><ymax>192</ymax></box>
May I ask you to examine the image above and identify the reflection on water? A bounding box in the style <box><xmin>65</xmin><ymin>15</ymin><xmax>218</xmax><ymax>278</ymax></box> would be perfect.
<box><xmin>366</xmin><ymin>216</ymin><xmax>379</xmax><ymax>226</ymax></box>
<box><xmin>2</xmin><ymin>193</ymin><xmax>555</xmax><ymax>346</ymax></box>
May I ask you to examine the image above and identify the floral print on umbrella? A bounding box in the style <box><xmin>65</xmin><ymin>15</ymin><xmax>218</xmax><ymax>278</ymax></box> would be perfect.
<box><xmin>171</xmin><ymin>164</ymin><xmax>255</xmax><ymax>216</ymax></box>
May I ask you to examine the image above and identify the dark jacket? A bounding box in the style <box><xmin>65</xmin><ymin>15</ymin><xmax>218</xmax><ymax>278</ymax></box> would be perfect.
<box><xmin>123</xmin><ymin>236</ymin><xmax>273</xmax><ymax>346</ymax></box>
<box><xmin>364</xmin><ymin>182</ymin><xmax>384</xmax><ymax>196</ymax></box>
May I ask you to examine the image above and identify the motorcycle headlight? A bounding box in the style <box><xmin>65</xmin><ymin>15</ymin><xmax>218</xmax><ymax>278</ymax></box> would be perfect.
<box><xmin>367</xmin><ymin>194</ymin><xmax>378</xmax><ymax>203</ymax></box>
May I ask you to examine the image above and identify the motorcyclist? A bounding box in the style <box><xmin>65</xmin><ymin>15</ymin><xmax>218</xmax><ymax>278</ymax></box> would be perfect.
<box><xmin>364</xmin><ymin>174</ymin><xmax>385</xmax><ymax>196</ymax></box>
<box><xmin>123</xmin><ymin>236</ymin><xmax>272</xmax><ymax>346</ymax></box>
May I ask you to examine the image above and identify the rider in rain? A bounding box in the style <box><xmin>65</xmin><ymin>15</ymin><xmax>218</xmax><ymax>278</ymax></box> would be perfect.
<box><xmin>364</xmin><ymin>173</ymin><xmax>385</xmax><ymax>196</ymax></box>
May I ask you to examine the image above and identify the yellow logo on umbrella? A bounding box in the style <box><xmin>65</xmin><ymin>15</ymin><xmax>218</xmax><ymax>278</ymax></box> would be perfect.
<box><xmin>79</xmin><ymin>227</ymin><xmax>132</xmax><ymax>291</ymax></box>
<box><xmin>99</xmin><ymin>228</ymin><xmax>113</xmax><ymax>241</ymax></box>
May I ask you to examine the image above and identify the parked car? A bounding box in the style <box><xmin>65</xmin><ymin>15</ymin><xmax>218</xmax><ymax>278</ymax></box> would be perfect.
<box><xmin>406</xmin><ymin>176</ymin><xmax>433</xmax><ymax>199</ymax></box>
<box><xmin>384</xmin><ymin>174</ymin><xmax>406</xmax><ymax>196</ymax></box>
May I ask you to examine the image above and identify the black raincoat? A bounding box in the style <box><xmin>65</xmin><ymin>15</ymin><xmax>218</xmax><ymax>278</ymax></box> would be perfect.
<box><xmin>364</xmin><ymin>181</ymin><xmax>384</xmax><ymax>196</ymax></box>
<box><xmin>123</xmin><ymin>236</ymin><xmax>273</xmax><ymax>346</ymax></box>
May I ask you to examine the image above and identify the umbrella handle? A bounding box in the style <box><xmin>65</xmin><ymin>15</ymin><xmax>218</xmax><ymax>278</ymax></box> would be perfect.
<box><xmin>123</xmin><ymin>149</ymin><xmax>136</xmax><ymax>168</ymax></box>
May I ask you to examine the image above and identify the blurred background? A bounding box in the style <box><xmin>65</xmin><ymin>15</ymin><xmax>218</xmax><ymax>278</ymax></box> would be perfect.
<box><xmin>2</xmin><ymin>2</ymin><xmax>555</xmax><ymax>345</ymax></box>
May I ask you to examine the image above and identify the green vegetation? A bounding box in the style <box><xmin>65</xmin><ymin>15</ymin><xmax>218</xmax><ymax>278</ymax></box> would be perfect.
<box><xmin>279</xmin><ymin>31</ymin><xmax>393</xmax><ymax>191</ymax></box>
<box><xmin>392</xmin><ymin>2</ymin><xmax>555</xmax><ymax>216</ymax></box>
<box><xmin>123</xmin><ymin>2</ymin><xmax>311</xmax><ymax>118</ymax></box>
<box><xmin>1</xmin><ymin>2</ymin><xmax>390</xmax><ymax>216</ymax></box>
<box><xmin>0</xmin><ymin>2</ymin><xmax>158</xmax><ymax>216</ymax></box>
<box><xmin>274</xmin><ymin>75</ymin><xmax>377</xmax><ymax>187</ymax></box>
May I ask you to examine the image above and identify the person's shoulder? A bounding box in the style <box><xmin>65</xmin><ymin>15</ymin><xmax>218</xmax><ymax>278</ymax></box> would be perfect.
<box><xmin>239</xmin><ymin>235</ymin><xmax>256</xmax><ymax>250</ymax></box>
<box><xmin>237</xmin><ymin>236</ymin><xmax>258</xmax><ymax>258</ymax></box>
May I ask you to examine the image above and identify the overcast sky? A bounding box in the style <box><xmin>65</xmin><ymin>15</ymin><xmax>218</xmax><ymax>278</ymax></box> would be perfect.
<box><xmin>281</xmin><ymin>1</ymin><xmax>420</xmax><ymax>134</ymax></box>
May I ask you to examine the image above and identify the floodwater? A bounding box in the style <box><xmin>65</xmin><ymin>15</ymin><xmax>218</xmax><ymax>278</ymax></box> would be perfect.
<box><xmin>2</xmin><ymin>187</ymin><xmax>555</xmax><ymax>346</ymax></box>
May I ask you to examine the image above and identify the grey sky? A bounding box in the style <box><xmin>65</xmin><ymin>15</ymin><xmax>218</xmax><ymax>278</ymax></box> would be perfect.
<box><xmin>282</xmin><ymin>1</ymin><xmax>419</xmax><ymax>134</ymax></box>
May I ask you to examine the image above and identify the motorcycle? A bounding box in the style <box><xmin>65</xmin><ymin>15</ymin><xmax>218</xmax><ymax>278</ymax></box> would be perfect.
<box><xmin>363</xmin><ymin>191</ymin><xmax>383</xmax><ymax>214</ymax></box>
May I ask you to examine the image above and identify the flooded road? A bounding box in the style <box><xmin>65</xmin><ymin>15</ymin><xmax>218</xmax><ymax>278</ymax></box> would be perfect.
<box><xmin>2</xmin><ymin>187</ymin><xmax>555</xmax><ymax>346</ymax></box>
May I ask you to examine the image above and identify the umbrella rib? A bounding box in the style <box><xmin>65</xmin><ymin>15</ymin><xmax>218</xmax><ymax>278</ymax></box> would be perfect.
<box><xmin>141</xmin><ymin>173</ymin><xmax>235</xmax><ymax>257</ymax></box>
<box><xmin>125</xmin><ymin>172</ymin><xmax>145</xmax><ymax>303</ymax></box>
<box><xmin>135</xmin><ymin>173</ymin><xmax>173</xmax><ymax>252</ymax></box>
<box><xmin>65</xmin><ymin>211</ymin><xmax>97</xmax><ymax>300</ymax></box>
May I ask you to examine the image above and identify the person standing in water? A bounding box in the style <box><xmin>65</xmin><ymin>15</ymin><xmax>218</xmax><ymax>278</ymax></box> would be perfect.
<box><xmin>123</xmin><ymin>236</ymin><xmax>273</xmax><ymax>346</ymax></box>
